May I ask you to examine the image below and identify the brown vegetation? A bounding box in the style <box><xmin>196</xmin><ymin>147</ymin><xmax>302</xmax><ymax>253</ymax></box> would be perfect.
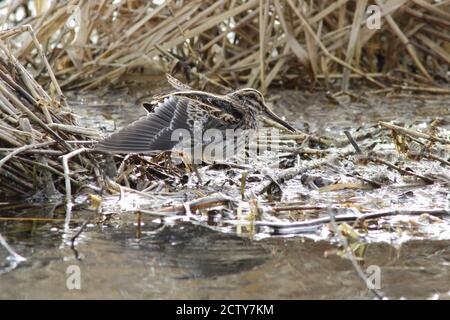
<box><xmin>2</xmin><ymin>0</ymin><xmax>449</xmax><ymax>93</ymax></box>
<box><xmin>0</xmin><ymin>0</ymin><xmax>448</xmax><ymax>198</ymax></box>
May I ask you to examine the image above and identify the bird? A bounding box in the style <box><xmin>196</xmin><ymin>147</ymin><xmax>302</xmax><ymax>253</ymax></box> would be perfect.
<box><xmin>95</xmin><ymin>75</ymin><xmax>296</xmax><ymax>162</ymax></box>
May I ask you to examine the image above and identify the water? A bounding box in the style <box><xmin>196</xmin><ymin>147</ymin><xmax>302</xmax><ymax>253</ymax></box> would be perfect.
<box><xmin>0</xmin><ymin>90</ymin><xmax>449</xmax><ymax>299</ymax></box>
<box><xmin>1</xmin><ymin>210</ymin><xmax>449</xmax><ymax>299</ymax></box>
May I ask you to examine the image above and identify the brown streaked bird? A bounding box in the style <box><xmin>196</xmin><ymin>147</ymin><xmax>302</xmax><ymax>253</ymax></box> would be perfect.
<box><xmin>95</xmin><ymin>75</ymin><xmax>296</xmax><ymax>156</ymax></box>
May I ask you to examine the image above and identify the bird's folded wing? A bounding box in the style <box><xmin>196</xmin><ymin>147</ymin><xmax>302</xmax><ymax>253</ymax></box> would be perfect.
<box><xmin>96</xmin><ymin>96</ymin><xmax>193</xmax><ymax>154</ymax></box>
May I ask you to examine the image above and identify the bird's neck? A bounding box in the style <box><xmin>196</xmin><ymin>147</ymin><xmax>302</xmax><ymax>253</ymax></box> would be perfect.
<box><xmin>240</xmin><ymin>107</ymin><xmax>258</xmax><ymax>130</ymax></box>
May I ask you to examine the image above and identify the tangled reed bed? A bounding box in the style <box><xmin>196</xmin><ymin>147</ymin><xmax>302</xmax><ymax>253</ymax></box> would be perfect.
<box><xmin>0</xmin><ymin>26</ymin><xmax>101</xmax><ymax>198</ymax></box>
<box><xmin>2</xmin><ymin>0</ymin><xmax>449</xmax><ymax>93</ymax></box>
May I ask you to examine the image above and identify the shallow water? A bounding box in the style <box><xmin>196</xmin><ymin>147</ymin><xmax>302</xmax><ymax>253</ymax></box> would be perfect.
<box><xmin>1</xmin><ymin>208</ymin><xmax>449</xmax><ymax>299</ymax></box>
<box><xmin>0</xmin><ymin>91</ymin><xmax>449</xmax><ymax>299</ymax></box>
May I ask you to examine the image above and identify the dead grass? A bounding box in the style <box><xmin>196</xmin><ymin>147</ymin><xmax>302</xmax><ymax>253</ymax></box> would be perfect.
<box><xmin>2</xmin><ymin>0</ymin><xmax>449</xmax><ymax>93</ymax></box>
<box><xmin>0</xmin><ymin>0</ymin><xmax>449</xmax><ymax>199</ymax></box>
<box><xmin>0</xmin><ymin>25</ymin><xmax>101</xmax><ymax>198</ymax></box>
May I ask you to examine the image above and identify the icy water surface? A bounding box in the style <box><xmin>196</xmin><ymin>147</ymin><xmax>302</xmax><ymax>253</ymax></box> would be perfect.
<box><xmin>0</xmin><ymin>91</ymin><xmax>449</xmax><ymax>299</ymax></box>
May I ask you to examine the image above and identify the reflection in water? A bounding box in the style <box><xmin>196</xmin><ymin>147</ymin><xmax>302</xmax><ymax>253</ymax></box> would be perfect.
<box><xmin>1</xmin><ymin>207</ymin><xmax>450</xmax><ymax>299</ymax></box>
<box><xmin>108</xmin><ymin>222</ymin><xmax>269</xmax><ymax>279</ymax></box>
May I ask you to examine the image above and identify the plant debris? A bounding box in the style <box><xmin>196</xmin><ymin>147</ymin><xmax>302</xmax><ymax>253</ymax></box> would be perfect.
<box><xmin>2</xmin><ymin>0</ymin><xmax>449</xmax><ymax>92</ymax></box>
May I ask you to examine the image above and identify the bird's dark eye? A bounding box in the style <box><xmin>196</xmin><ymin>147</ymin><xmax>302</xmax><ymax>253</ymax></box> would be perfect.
<box><xmin>247</xmin><ymin>91</ymin><xmax>261</xmax><ymax>100</ymax></box>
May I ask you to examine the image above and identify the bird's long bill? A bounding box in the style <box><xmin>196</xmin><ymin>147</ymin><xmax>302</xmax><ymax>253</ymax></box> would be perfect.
<box><xmin>264</xmin><ymin>108</ymin><xmax>297</xmax><ymax>132</ymax></box>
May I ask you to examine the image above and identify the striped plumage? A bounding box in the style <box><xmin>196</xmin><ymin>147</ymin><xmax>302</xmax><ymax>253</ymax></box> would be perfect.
<box><xmin>96</xmin><ymin>77</ymin><xmax>296</xmax><ymax>155</ymax></box>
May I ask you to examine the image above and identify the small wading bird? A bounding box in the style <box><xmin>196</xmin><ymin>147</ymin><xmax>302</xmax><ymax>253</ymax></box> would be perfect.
<box><xmin>96</xmin><ymin>75</ymin><xmax>296</xmax><ymax>161</ymax></box>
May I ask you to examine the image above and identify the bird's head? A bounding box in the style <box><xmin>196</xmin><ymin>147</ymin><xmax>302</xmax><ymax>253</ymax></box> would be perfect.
<box><xmin>230</xmin><ymin>88</ymin><xmax>296</xmax><ymax>132</ymax></box>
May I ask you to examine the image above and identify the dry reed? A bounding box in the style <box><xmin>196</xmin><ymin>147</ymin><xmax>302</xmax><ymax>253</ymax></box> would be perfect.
<box><xmin>1</xmin><ymin>0</ymin><xmax>448</xmax><ymax>93</ymax></box>
<box><xmin>0</xmin><ymin>25</ymin><xmax>101</xmax><ymax>198</ymax></box>
<box><xmin>0</xmin><ymin>0</ymin><xmax>449</xmax><ymax>202</ymax></box>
